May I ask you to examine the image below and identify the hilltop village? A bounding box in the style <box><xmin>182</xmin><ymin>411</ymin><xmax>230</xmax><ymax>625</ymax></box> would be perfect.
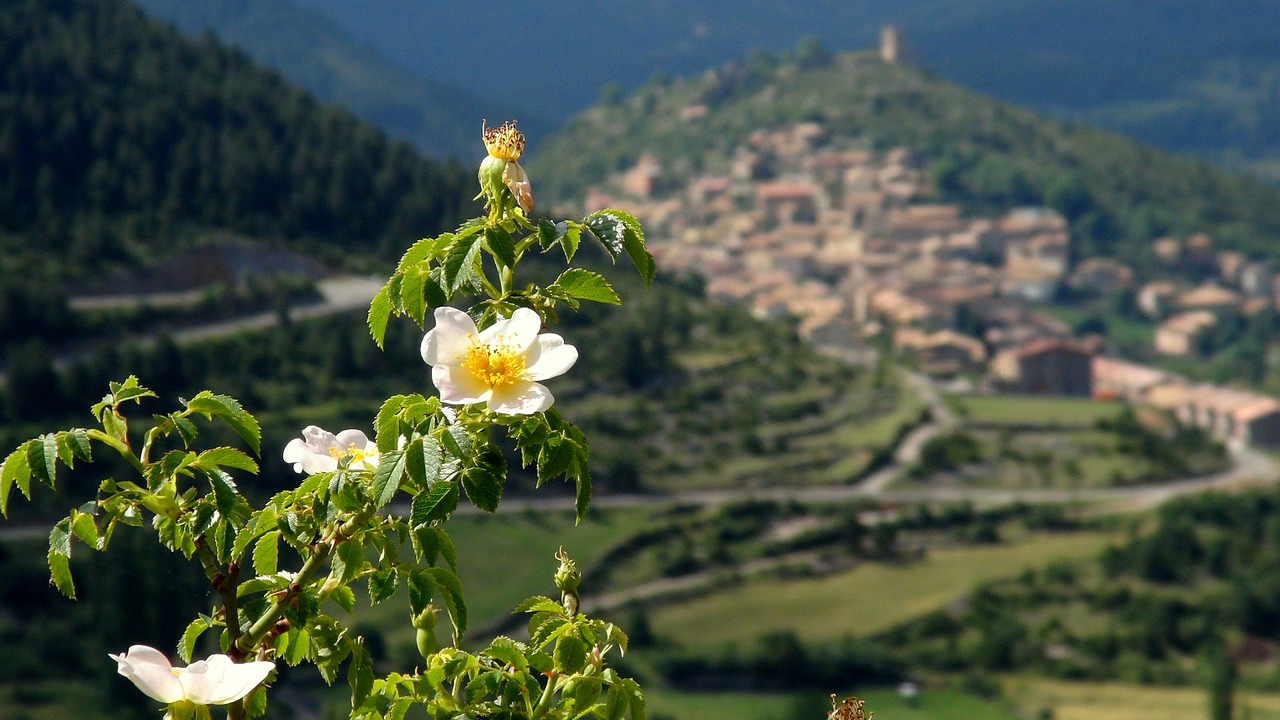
<box><xmin>577</xmin><ymin>122</ymin><xmax>1280</xmax><ymax>448</ymax></box>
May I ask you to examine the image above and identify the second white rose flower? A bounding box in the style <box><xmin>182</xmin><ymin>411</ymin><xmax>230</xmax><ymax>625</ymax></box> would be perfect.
<box><xmin>420</xmin><ymin>307</ymin><xmax>577</xmax><ymax>415</ymax></box>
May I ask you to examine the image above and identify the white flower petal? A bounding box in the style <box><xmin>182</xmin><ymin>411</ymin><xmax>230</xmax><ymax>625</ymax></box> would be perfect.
<box><xmin>177</xmin><ymin>659</ymin><xmax>218</xmax><ymax>705</ymax></box>
<box><xmin>422</xmin><ymin>307</ymin><xmax>478</xmax><ymax>367</ymax></box>
<box><xmin>488</xmin><ymin>380</ymin><xmax>554</xmax><ymax>415</ymax></box>
<box><xmin>433</xmin><ymin>364</ymin><xmax>492</xmax><ymax>405</ymax></box>
<box><xmin>480</xmin><ymin>307</ymin><xmax>541</xmax><ymax>354</ymax></box>
<box><xmin>334</xmin><ymin>429</ymin><xmax>371</xmax><ymax>450</ymax></box>
<box><xmin>504</xmin><ymin>161</ymin><xmax>533</xmax><ymax>214</ymax></box>
<box><xmin>110</xmin><ymin>646</ymin><xmax>185</xmax><ymax>704</ymax></box>
<box><xmin>525</xmin><ymin>334</ymin><xmax>578</xmax><ymax>381</ymax></box>
<box><xmin>181</xmin><ymin>655</ymin><xmax>273</xmax><ymax>705</ymax></box>
<box><xmin>300</xmin><ymin>425</ymin><xmax>337</xmax><ymax>452</ymax></box>
<box><xmin>299</xmin><ymin>454</ymin><xmax>339</xmax><ymax>474</ymax></box>
<box><xmin>282</xmin><ymin>438</ymin><xmax>309</xmax><ymax>466</ymax></box>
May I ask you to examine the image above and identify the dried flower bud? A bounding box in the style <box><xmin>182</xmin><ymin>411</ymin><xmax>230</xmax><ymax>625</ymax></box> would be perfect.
<box><xmin>828</xmin><ymin>694</ymin><xmax>872</xmax><ymax>720</ymax></box>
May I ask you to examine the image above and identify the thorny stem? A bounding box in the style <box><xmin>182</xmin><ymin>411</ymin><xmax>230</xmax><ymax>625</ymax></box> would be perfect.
<box><xmin>233</xmin><ymin>505</ymin><xmax>377</xmax><ymax>656</ymax></box>
<box><xmin>195</xmin><ymin>539</ymin><xmax>242</xmax><ymax>658</ymax></box>
<box><xmin>530</xmin><ymin>670</ymin><xmax>560</xmax><ymax>720</ymax></box>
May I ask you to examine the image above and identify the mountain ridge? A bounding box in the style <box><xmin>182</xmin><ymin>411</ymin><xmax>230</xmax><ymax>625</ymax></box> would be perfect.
<box><xmin>131</xmin><ymin>0</ymin><xmax>549</xmax><ymax>159</ymax></box>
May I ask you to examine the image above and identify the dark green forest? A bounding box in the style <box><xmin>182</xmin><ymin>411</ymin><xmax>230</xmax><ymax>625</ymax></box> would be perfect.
<box><xmin>0</xmin><ymin>0</ymin><xmax>475</xmax><ymax>348</ymax></box>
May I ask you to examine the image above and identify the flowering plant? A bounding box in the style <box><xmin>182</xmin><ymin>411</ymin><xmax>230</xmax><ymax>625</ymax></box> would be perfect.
<box><xmin>0</xmin><ymin>121</ymin><xmax>653</xmax><ymax>719</ymax></box>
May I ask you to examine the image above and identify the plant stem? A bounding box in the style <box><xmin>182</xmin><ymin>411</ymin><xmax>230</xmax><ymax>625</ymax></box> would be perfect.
<box><xmin>530</xmin><ymin>671</ymin><xmax>559</xmax><ymax>720</ymax></box>
<box><xmin>232</xmin><ymin>506</ymin><xmax>375</xmax><ymax>655</ymax></box>
<box><xmin>86</xmin><ymin>429</ymin><xmax>146</xmax><ymax>475</ymax></box>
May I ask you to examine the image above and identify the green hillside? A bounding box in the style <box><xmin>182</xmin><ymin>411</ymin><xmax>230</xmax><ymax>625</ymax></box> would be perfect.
<box><xmin>532</xmin><ymin>51</ymin><xmax>1280</xmax><ymax>270</ymax></box>
<box><xmin>131</xmin><ymin>0</ymin><xmax>548</xmax><ymax>159</ymax></box>
<box><xmin>0</xmin><ymin>0</ymin><xmax>473</xmax><ymax>277</ymax></box>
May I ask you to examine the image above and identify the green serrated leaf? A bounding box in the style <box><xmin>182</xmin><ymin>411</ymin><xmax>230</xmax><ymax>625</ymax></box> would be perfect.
<box><xmin>407</xmin><ymin>568</ymin><xmax>438</xmax><ymax>617</ymax></box>
<box><xmin>348</xmin><ymin>640</ymin><xmax>374</xmax><ymax>709</ymax></box>
<box><xmin>537</xmin><ymin>436</ymin><xmax>575</xmax><ymax>486</ymax></box>
<box><xmin>604</xmin><ymin>685</ymin><xmax>629</xmax><ymax>720</ymax></box>
<box><xmin>111</xmin><ymin>376</ymin><xmax>157</xmax><ymax>405</ymax></box>
<box><xmin>374</xmin><ymin>395</ymin><xmax>409</xmax><ymax>453</ymax></box>
<box><xmin>440</xmin><ymin>426</ymin><xmax>467</xmax><ymax>459</ymax></box>
<box><xmin>1</xmin><ymin>445</ymin><xmax>32</xmax><ymax>516</ymax></box>
<box><xmin>29</xmin><ymin>434</ymin><xmax>58</xmax><ymax>489</ymax></box>
<box><xmin>399</xmin><ymin>265</ymin><xmax>430</xmax><ymax>326</ymax></box>
<box><xmin>410</xmin><ymin>481</ymin><xmax>458</xmax><ymax>527</ymax></box>
<box><xmin>461</xmin><ymin>467</ymin><xmax>502</xmax><ymax>513</ymax></box>
<box><xmin>537</xmin><ymin>217</ymin><xmax>558</xmax><ymax>249</ymax></box>
<box><xmin>529</xmin><ymin>614</ymin><xmax>568</xmax><ymax>651</ymax></box>
<box><xmin>485</xmin><ymin>226</ymin><xmax>518</xmax><ymax>269</ymax></box>
<box><xmin>621</xmin><ymin>677</ymin><xmax>646</xmax><ymax>720</ymax></box>
<box><xmin>195</xmin><ymin>447</ymin><xmax>259</xmax><ymax>474</ymax></box>
<box><xmin>368</xmin><ymin>283</ymin><xmax>394</xmax><ymax>348</ymax></box>
<box><xmin>558</xmin><ymin>221</ymin><xmax>582</xmax><ymax>262</ymax></box>
<box><xmin>178</xmin><ymin>616</ymin><xmax>211</xmax><ymax>662</ymax></box>
<box><xmin>206</xmin><ymin>470</ymin><xmax>242</xmax><ymax>518</ymax></box>
<box><xmin>371</xmin><ymin>450</ymin><xmax>407</xmax><ymax>509</ymax></box>
<box><xmin>397</xmin><ymin>236</ymin><xmax>438</xmax><ymax>272</ymax></box>
<box><xmin>48</xmin><ymin>519</ymin><xmax>75</xmax><ymax>599</ymax></box>
<box><xmin>368</xmin><ymin>567</ymin><xmax>398</xmax><ymax>605</ymax></box>
<box><xmin>330</xmin><ymin>584</ymin><xmax>356</xmax><ymax>613</ymax></box>
<box><xmin>70</xmin><ymin>510</ymin><xmax>98</xmax><ymax>548</ymax></box>
<box><xmin>434</xmin><ymin>527</ymin><xmax>458</xmax><ymax>572</ymax></box>
<box><xmin>67</xmin><ymin>428</ymin><xmax>92</xmax><ymax>461</ymax></box>
<box><xmin>443</xmin><ymin>231</ymin><xmax>483</xmax><ymax>294</ymax></box>
<box><xmin>513</xmin><ymin>596</ymin><xmax>564</xmax><ymax>615</ymax></box>
<box><xmin>484</xmin><ymin>636</ymin><xmax>529</xmax><ymax>673</ymax></box>
<box><xmin>253</xmin><ymin>531</ymin><xmax>280</xmax><ymax>576</ymax></box>
<box><xmin>186</xmin><ymin>392</ymin><xmax>261</xmax><ymax>455</ymax></box>
<box><xmin>554</xmin><ymin>268</ymin><xmax>621</xmax><ymax>305</ymax></box>
<box><xmin>554</xmin><ymin>635</ymin><xmax>587</xmax><ymax>674</ymax></box>
<box><xmin>585</xmin><ymin>210</ymin><xmax>654</xmax><ymax>283</ymax></box>
<box><xmin>428</xmin><ymin>566</ymin><xmax>467</xmax><ymax>638</ymax></box>
<box><xmin>333</xmin><ymin>539</ymin><xmax>365</xmax><ymax>584</ymax></box>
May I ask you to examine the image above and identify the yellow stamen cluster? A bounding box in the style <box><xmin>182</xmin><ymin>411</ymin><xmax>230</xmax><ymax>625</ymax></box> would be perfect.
<box><xmin>828</xmin><ymin>695</ymin><xmax>872</xmax><ymax>720</ymax></box>
<box><xmin>460</xmin><ymin>334</ymin><xmax>527</xmax><ymax>390</ymax></box>
<box><xmin>328</xmin><ymin>444</ymin><xmax>371</xmax><ymax>464</ymax></box>
<box><xmin>483</xmin><ymin>120</ymin><xmax>525</xmax><ymax>161</ymax></box>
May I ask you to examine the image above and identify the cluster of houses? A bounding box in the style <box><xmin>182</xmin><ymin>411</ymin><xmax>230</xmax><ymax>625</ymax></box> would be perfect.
<box><xmin>573</xmin><ymin>122</ymin><xmax>1280</xmax><ymax>448</ymax></box>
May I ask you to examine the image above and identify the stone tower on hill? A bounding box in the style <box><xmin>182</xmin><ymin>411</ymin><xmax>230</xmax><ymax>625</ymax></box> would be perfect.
<box><xmin>880</xmin><ymin>26</ymin><xmax>902</xmax><ymax>63</ymax></box>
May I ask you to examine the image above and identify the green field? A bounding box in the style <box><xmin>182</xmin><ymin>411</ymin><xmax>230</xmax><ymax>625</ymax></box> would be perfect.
<box><xmin>346</xmin><ymin>505</ymin><xmax>657</xmax><ymax>646</ymax></box>
<box><xmin>649</xmin><ymin>532</ymin><xmax>1115</xmax><ymax>647</ymax></box>
<box><xmin>951</xmin><ymin>394</ymin><xmax>1126</xmax><ymax>427</ymax></box>
<box><xmin>646</xmin><ymin>686</ymin><xmax>1023</xmax><ymax>720</ymax></box>
<box><xmin>1004</xmin><ymin>676</ymin><xmax>1280</xmax><ymax>720</ymax></box>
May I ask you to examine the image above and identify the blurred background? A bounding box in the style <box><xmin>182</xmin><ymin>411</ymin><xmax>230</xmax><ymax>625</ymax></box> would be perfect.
<box><xmin>6</xmin><ymin>1</ymin><xmax>1280</xmax><ymax>718</ymax></box>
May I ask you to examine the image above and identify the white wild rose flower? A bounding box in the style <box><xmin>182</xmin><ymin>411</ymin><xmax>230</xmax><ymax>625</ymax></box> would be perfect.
<box><xmin>109</xmin><ymin>645</ymin><xmax>274</xmax><ymax>707</ymax></box>
<box><xmin>282</xmin><ymin>425</ymin><xmax>379</xmax><ymax>473</ymax></box>
<box><xmin>421</xmin><ymin>306</ymin><xmax>577</xmax><ymax>415</ymax></box>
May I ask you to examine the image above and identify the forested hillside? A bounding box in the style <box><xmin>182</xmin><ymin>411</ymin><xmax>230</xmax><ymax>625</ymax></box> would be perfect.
<box><xmin>131</xmin><ymin>0</ymin><xmax>546</xmax><ymax>159</ymax></box>
<box><xmin>0</xmin><ymin>0</ymin><xmax>473</xmax><ymax>277</ymax></box>
<box><xmin>532</xmin><ymin>51</ymin><xmax>1280</xmax><ymax>271</ymax></box>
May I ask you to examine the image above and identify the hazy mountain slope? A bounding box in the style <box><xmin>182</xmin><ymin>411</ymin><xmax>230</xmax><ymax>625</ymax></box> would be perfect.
<box><xmin>0</xmin><ymin>0</ymin><xmax>474</xmax><ymax>277</ymax></box>
<box><xmin>531</xmin><ymin>51</ymin><xmax>1280</xmax><ymax>268</ymax></box>
<box><xmin>285</xmin><ymin>0</ymin><xmax>1280</xmax><ymax>179</ymax></box>
<box><xmin>131</xmin><ymin>0</ymin><xmax>546</xmax><ymax>159</ymax></box>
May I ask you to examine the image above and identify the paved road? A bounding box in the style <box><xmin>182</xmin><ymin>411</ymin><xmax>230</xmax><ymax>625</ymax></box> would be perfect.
<box><xmin>0</xmin><ymin>275</ymin><xmax>384</xmax><ymax>381</ymax></box>
<box><xmin>855</xmin><ymin>370</ymin><xmax>956</xmax><ymax>493</ymax></box>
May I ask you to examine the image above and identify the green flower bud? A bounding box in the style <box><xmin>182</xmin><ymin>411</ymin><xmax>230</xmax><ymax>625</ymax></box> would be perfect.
<box><xmin>553</xmin><ymin>546</ymin><xmax>580</xmax><ymax>594</ymax></box>
<box><xmin>413</xmin><ymin>605</ymin><xmax>439</xmax><ymax>661</ymax></box>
